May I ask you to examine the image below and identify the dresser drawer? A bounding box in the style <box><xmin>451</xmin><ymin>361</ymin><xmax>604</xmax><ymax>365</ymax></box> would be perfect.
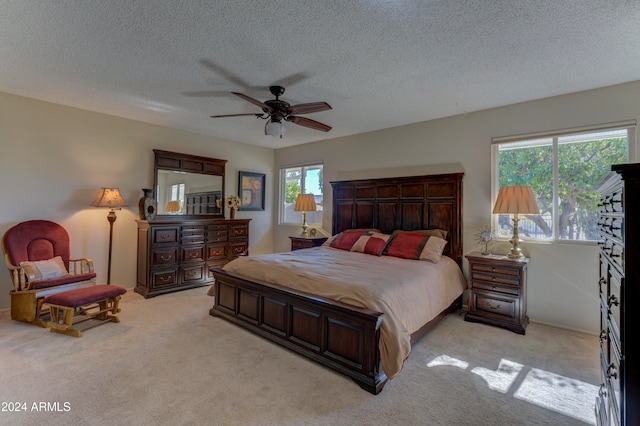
<box><xmin>206</xmin><ymin>243</ymin><xmax>227</xmax><ymax>260</ymax></box>
<box><xmin>151</xmin><ymin>247</ymin><xmax>179</xmax><ymax>267</ymax></box>
<box><xmin>230</xmin><ymin>225</ymin><xmax>248</xmax><ymax>239</ymax></box>
<box><xmin>181</xmin><ymin>264</ymin><xmax>206</xmax><ymax>283</ymax></box>
<box><xmin>151</xmin><ymin>269</ymin><xmax>178</xmax><ymax>290</ymax></box>
<box><xmin>602</xmin><ymin>343</ymin><xmax>621</xmax><ymax>425</ymax></box>
<box><xmin>152</xmin><ymin>227</ymin><xmax>179</xmax><ymax>245</ymax></box>
<box><xmin>182</xmin><ymin>245</ymin><xmax>205</xmax><ymax>263</ymax></box>
<box><xmin>607</xmin><ymin>267</ymin><xmax>622</xmax><ymax>346</ymax></box>
<box><xmin>207</xmin><ymin>224</ymin><xmax>229</xmax><ymax>241</ymax></box>
<box><xmin>230</xmin><ymin>242</ymin><xmax>248</xmax><ymax>257</ymax></box>
<box><xmin>600</xmin><ymin>216</ymin><xmax>623</xmax><ymax>240</ymax></box>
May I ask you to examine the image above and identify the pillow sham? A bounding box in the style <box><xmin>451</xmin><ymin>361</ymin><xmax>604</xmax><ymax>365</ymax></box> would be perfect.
<box><xmin>418</xmin><ymin>236</ymin><xmax>448</xmax><ymax>263</ymax></box>
<box><xmin>350</xmin><ymin>232</ymin><xmax>391</xmax><ymax>256</ymax></box>
<box><xmin>391</xmin><ymin>228</ymin><xmax>448</xmax><ymax>240</ymax></box>
<box><xmin>20</xmin><ymin>256</ymin><xmax>69</xmax><ymax>281</ymax></box>
<box><xmin>384</xmin><ymin>233</ymin><xmax>448</xmax><ymax>263</ymax></box>
<box><xmin>330</xmin><ymin>230</ymin><xmax>373</xmax><ymax>251</ymax></box>
<box><xmin>323</xmin><ymin>228</ymin><xmax>382</xmax><ymax>247</ymax></box>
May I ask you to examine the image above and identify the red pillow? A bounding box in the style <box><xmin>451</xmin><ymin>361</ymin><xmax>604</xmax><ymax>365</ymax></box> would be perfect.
<box><xmin>330</xmin><ymin>231</ymin><xmax>370</xmax><ymax>251</ymax></box>
<box><xmin>384</xmin><ymin>232</ymin><xmax>429</xmax><ymax>260</ymax></box>
<box><xmin>350</xmin><ymin>233</ymin><xmax>391</xmax><ymax>256</ymax></box>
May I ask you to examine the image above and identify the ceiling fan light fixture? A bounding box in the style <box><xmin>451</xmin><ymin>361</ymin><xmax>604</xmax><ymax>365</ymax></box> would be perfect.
<box><xmin>265</xmin><ymin>119</ymin><xmax>285</xmax><ymax>138</ymax></box>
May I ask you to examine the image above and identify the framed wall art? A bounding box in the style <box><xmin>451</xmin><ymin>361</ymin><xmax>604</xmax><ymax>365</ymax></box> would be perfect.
<box><xmin>238</xmin><ymin>171</ymin><xmax>265</xmax><ymax>211</ymax></box>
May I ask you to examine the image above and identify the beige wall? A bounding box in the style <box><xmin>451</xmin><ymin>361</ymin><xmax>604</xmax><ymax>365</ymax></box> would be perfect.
<box><xmin>3</xmin><ymin>81</ymin><xmax>639</xmax><ymax>334</ymax></box>
<box><xmin>0</xmin><ymin>93</ymin><xmax>274</xmax><ymax>310</ymax></box>
<box><xmin>274</xmin><ymin>80</ymin><xmax>640</xmax><ymax>335</ymax></box>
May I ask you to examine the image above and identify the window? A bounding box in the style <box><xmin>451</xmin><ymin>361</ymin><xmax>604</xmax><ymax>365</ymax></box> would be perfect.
<box><xmin>169</xmin><ymin>183</ymin><xmax>185</xmax><ymax>204</ymax></box>
<box><xmin>280</xmin><ymin>163</ymin><xmax>323</xmax><ymax>225</ymax></box>
<box><xmin>493</xmin><ymin>124</ymin><xmax>632</xmax><ymax>242</ymax></box>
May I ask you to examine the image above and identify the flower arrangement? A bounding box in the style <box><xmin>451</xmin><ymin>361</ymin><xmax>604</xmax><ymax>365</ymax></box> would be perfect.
<box><xmin>225</xmin><ymin>195</ymin><xmax>241</xmax><ymax>208</ymax></box>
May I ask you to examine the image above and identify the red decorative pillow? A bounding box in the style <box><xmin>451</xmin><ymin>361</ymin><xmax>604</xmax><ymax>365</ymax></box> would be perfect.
<box><xmin>350</xmin><ymin>233</ymin><xmax>391</xmax><ymax>256</ymax></box>
<box><xmin>330</xmin><ymin>231</ymin><xmax>371</xmax><ymax>251</ymax></box>
<box><xmin>384</xmin><ymin>233</ymin><xmax>448</xmax><ymax>262</ymax></box>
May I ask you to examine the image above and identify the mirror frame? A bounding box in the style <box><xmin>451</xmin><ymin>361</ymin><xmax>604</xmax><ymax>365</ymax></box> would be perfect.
<box><xmin>153</xmin><ymin>149</ymin><xmax>227</xmax><ymax>220</ymax></box>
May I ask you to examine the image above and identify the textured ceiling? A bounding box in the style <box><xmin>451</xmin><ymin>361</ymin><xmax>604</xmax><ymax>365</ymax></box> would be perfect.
<box><xmin>2</xmin><ymin>1</ymin><xmax>640</xmax><ymax>148</ymax></box>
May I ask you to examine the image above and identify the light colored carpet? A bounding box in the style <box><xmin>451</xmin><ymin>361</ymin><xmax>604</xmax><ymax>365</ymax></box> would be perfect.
<box><xmin>0</xmin><ymin>286</ymin><xmax>599</xmax><ymax>426</ymax></box>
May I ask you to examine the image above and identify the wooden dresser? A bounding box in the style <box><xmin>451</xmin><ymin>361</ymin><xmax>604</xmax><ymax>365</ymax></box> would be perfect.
<box><xmin>464</xmin><ymin>252</ymin><xmax>529</xmax><ymax>334</ymax></box>
<box><xmin>595</xmin><ymin>163</ymin><xmax>639</xmax><ymax>426</ymax></box>
<box><xmin>135</xmin><ymin>218</ymin><xmax>250</xmax><ymax>298</ymax></box>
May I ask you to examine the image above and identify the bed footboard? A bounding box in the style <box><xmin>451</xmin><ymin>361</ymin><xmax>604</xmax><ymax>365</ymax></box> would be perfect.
<box><xmin>210</xmin><ymin>268</ymin><xmax>387</xmax><ymax>394</ymax></box>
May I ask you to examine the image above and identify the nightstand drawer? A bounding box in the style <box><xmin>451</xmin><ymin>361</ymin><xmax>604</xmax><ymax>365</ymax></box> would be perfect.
<box><xmin>290</xmin><ymin>236</ymin><xmax>328</xmax><ymax>251</ymax></box>
<box><xmin>471</xmin><ymin>289</ymin><xmax>518</xmax><ymax>321</ymax></box>
<box><xmin>471</xmin><ymin>280</ymin><xmax>519</xmax><ymax>296</ymax></box>
<box><xmin>471</xmin><ymin>272</ymin><xmax>520</xmax><ymax>287</ymax></box>
<box><xmin>471</xmin><ymin>263</ymin><xmax>520</xmax><ymax>276</ymax></box>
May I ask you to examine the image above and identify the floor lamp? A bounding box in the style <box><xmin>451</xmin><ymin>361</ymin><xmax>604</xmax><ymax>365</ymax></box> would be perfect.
<box><xmin>91</xmin><ymin>188</ymin><xmax>128</xmax><ymax>284</ymax></box>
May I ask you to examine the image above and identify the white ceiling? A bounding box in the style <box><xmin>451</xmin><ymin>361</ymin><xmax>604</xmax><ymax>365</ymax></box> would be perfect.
<box><xmin>2</xmin><ymin>1</ymin><xmax>640</xmax><ymax>148</ymax></box>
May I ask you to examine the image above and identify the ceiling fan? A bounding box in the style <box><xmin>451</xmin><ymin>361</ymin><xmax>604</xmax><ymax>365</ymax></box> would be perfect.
<box><xmin>211</xmin><ymin>86</ymin><xmax>332</xmax><ymax>138</ymax></box>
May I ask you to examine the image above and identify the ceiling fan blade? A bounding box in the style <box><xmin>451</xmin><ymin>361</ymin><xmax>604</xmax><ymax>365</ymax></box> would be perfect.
<box><xmin>286</xmin><ymin>102</ymin><xmax>332</xmax><ymax>115</ymax></box>
<box><xmin>286</xmin><ymin>116</ymin><xmax>332</xmax><ymax>132</ymax></box>
<box><xmin>232</xmin><ymin>92</ymin><xmax>272</xmax><ymax>112</ymax></box>
<box><xmin>210</xmin><ymin>113</ymin><xmax>263</xmax><ymax>118</ymax></box>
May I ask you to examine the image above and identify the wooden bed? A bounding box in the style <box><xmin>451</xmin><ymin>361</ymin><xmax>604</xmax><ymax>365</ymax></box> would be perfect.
<box><xmin>210</xmin><ymin>172</ymin><xmax>464</xmax><ymax>394</ymax></box>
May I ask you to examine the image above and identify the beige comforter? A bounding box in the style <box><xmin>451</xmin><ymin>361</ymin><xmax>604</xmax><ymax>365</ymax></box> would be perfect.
<box><xmin>218</xmin><ymin>246</ymin><xmax>467</xmax><ymax>379</ymax></box>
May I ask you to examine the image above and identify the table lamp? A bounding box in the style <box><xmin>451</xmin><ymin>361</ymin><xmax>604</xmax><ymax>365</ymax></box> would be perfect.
<box><xmin>165</xmin><ymin>200</ymin><xmax>181</xmax><ymax>214</ymax></box>
<box><xmin>492</xmin><ymin>185</ymin><xmax>539</xmax><ymax>259</ymax></box>
<box><xmin>294</xmin><ymin>194</ymin><xmax>316</xmax><ymax>237</ymax></box>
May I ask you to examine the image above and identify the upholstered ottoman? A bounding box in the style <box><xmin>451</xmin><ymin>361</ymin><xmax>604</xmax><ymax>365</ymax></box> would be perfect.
<box><xmin>43</xmin><ymin>284</ymin><xmax>127</xmax><ymax>337</ymax></box>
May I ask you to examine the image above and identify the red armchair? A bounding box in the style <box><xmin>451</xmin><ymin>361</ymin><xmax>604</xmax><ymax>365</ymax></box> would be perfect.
<box><xmin>2</xmin><ymin>220</ymin><xmax>97</xmax><ymax>326</ymax></box>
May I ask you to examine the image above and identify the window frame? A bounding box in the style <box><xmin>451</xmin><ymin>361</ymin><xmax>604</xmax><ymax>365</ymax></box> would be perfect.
<box><xmin>278</xmin><ymin>162</ymin><xmax>324</xmax><ymax>226</ymax></box>
<box><xmin>491</xmin><ymin>121</ymin><xmax>635</xmax><ymax>244</ymax></box>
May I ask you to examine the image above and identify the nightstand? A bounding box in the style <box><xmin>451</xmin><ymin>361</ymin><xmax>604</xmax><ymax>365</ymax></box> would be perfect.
<box><xmin>289</xmin><ymin>236</ymin><xmax>328</xmax><ymax>251</ymax></box>
<box><xmin>464</xmin><ymin>252</ymin><xmax>529</xmax><ymax>334</ymax></box>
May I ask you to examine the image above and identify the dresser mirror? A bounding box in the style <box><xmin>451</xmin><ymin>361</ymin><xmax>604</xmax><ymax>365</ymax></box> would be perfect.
<box><xmin>153</xmin><ymin>149</ymin><xmax>227</xmax><ymax>218</ymax></box>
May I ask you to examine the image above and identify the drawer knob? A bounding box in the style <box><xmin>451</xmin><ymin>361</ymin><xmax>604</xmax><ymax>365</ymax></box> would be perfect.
<box><xmin>606</xmin><ymin>363</ymin><xmax>618</xmax><ymax>380</ymax></box>
<box><xmin>598</xmin><ymin>384</ymin><xmax>607</xmax><ymax>397</ymax></box>
<box><xmin>487</xmin><ymin>302</ymin><xmax>501</xmax><ymax>310</ymax></box>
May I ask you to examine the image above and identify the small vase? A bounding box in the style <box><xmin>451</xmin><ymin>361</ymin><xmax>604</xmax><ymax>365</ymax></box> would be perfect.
<box><xmin>139</xmin><ymin>188</ymin><xmax>156</xmax><ymax>221</ymax></box>
<box><xmin>229</xmin><ymin>207</ymin><xmax>236</xmax><ymax>219</ymax></box>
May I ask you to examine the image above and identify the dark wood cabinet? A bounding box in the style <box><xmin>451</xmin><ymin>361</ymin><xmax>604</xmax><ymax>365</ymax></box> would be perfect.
<box><xmin>464</xmin><ymin>252</ymin><xmax>529</xmax><ymax>334</ymax></box>
<box><xmin>136</xmin><ymin>218</ymin><xmax>250</xmax><ymax>298</ymax></box>
<box><xmin>289</xmin><ymin>236</ymin><xmax>328</xmax><ymax>251</ymax></box>
<box><xmin>595</xmin><ymin>163</ymin><xmax>640</xmax><ymax>426</ymax></box>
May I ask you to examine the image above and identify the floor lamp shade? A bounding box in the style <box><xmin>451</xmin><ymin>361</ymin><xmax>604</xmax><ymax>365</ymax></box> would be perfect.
<box><xmin>91</xmin><ymin>188</ymin><xmax>128</xmax><ymax>284</ymax></box>
<box><xmin>493</xmin><ymin>186</ymin><xmax>539</xmax><ymax>259</ymax></box>
<box><xmin>294</xmin><ymin>194</ymin><xmax>316</xmax><ymax>237</ymax></box>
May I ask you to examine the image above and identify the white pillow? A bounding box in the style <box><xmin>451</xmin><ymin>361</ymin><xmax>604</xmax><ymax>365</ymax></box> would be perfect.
<box><xmin>20</xmin><ymin>256</ymin><xmax>69</xmax><ymax>281</ymax></box>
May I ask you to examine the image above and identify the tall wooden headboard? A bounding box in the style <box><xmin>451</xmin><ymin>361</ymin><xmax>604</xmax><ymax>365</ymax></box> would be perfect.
<box><xmin>330</xmin><ymin>173</ymin><xmax>464</xmax><ymax>265</ymax></box>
